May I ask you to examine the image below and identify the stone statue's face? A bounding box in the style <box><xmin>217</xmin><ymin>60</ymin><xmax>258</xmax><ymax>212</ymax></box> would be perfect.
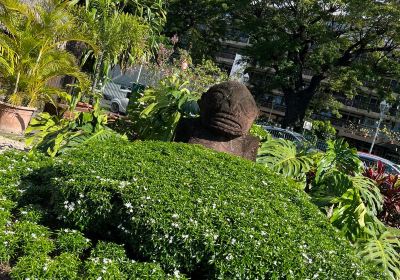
<box><xmin>199</xmin><ymin>81</ymin><xmax>258</xmax><ymax>136</ymax></box>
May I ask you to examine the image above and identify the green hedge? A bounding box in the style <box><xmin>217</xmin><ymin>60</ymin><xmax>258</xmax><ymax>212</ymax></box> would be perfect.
<box><xmin>0</xmin><ymin>151</ymin><xmax>178</xmax><ymax>280</ymax></box>
<box><xmin>42</xmin><ymin>138</ymin><xmax>382</xmax><ymax>279</ymax></box>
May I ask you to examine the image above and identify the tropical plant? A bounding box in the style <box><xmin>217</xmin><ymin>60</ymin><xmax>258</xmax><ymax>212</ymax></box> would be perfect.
<box><xmin>0</xmin><ymin>45</ymin><xmax>18</xmax><ymax>76</ymax></box>
<box><xmin>311</xmin><ymin>140</ymin><xmax>400</xmax><ymax>279</ymax></box>
<box><xmin>357</xmin><ymin>231</ymin><xmax>400</xmax><ymax>280</ymax></box>
<box><xmin>316</xmin><ymin>139</ymin><xmax>363</xmax><ymax>182</ymax></box>
<box><xmin>364</xmin><ymin>161</ymin><xmax>400</xmax><ymax>228</ymax></box>
<box><xmin>310</xmin><ymin>120</ymin><xmax>337</xmax><ymax>140</ymax></box>
<box><xmin>123</xmin><ymin>49</ymin><xmax>228</xmax><ymax>141</ymax></box>
<box><xmin>249</xmin><ymin>123</ymin><xmax>271</xmax><ymax>142</ymax></box>
<box><xmin>329</xmin><ymin>175</ymin><xmax>384</xmax><ymax>241</ymax></box>
<box><xmin>130</xmin><ymin>74</ymin><xmax>199</xmax><ymax>141</ymax></box>
<box><xmin>26</xmin><ymin>93</ymin><xmax>126</xmax><ymax>157</ymax></box>
<box><xmin>127</xmin><ymin>0</ymin><xmax>167</xmax><ymax>59</ymax></box>
<box><xmin>256</xmin><ymin>137</ymin><xmax>400</xmax><ymax>279</ymax></box>
<box><xmin>77</xmin><ymin>0</ymin><xmax>151</xmax><ymax>94</ymax></box>
<box><xmin>257</xmin><ymin>138</ymin><xmax>313</xmax><ymax>181</ymax></box>
<box><xmin>0</xmin><ymin>0</ymin><xmax>92</xmax><ymax>108</ymax></box>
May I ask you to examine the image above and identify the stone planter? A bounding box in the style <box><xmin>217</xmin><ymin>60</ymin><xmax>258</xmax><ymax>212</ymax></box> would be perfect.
<box><xmin>0</xmin><ymin>101</ymin><xmax>36</xmax><ymax>134</ymax></box>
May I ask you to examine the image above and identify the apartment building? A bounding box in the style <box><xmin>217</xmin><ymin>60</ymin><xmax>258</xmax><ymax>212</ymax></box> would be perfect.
<box><xmin>216</xmin><ymin>39</ymin><xmax>400</xmax><ymax>162</ymax></box>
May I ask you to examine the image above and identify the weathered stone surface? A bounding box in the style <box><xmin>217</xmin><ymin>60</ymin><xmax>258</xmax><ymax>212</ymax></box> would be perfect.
<box><xmin>175</xmin><ymin>81</ymin><xmax>259</xmax><ymax>161</ymax></box>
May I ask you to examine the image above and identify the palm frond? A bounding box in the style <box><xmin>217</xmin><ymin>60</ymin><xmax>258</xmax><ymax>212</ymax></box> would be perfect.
<box><xmin>0</xmin><ymin>44</ymin><xmax>18</xmax><ymax>75</ymax></box>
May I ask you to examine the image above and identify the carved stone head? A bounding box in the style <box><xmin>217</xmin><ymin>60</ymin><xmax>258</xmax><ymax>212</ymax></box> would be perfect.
<box><xmin>174</xmin><ymin>81</ymin><xmax>260</xmax><ymax>161</ymax></box>
<box><xmin>198</xmin><ymin>81</ymin><xmax>259</xmax><ymax>136</ymax></box>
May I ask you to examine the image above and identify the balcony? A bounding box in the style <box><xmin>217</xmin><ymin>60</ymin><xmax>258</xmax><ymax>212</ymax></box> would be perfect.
<box><xmin>330</xmin><ymin>119</ymin><xmax>400</xmax><ymax>145</ymax></box>
<box><xmin>334</xmin><ymin>95</ymin><xmax>399</xmax><ymax>120</ymax></box>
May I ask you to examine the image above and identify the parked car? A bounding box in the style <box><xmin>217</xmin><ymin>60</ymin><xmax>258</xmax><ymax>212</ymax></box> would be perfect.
<box><xmin>357</xmin><ymin>152</ymin><xmax>400</xmax><ymax>175</ymax></box>
<box><xmin>262</xmin><ymin>125</ymin><xmax>307</xmax><ymax>143</ymax></box>
<box><xmin>261</xmin><ymin>125</ymin><xmax>315</xmax><ymax>149</ymax></box>
<box><xmin>104</xmin><ymin>82</ymin><xmax>145</xmax><ymax>114</ymax></box>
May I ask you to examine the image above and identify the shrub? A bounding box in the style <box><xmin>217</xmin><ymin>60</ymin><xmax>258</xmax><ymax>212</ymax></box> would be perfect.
<box><xmin>13</xmin><ymin>221</ymin><xmax>54</xmax><ymax>256</ymax></box>
<box><xmin>84</xmin><ymin>241</ymin><xmax>176</xmax><ymax>280</ymax></box>
<box><xmin>10</xmin><ymin>253</ymin><xmax>81</xmax><ymax>280</ymax></box>
<box><xmin>45</xmin><ymin>138</ymin><xmax>382</xmax><ymax>279</ymax></box>
<box><xmin>249</xmin><ymin>123</ymin><xmax>271</xmax><ymax>142</ymax></box>
<box><xmin>55</xmin><ymin>229</ymin><xmax>91</xmax><ymax>255</ymax></box>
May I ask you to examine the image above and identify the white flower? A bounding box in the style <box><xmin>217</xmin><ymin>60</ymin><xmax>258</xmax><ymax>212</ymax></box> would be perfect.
<box><xmin>225</xmin><ymin>253</ymin><xmax>234</xmax><ymax>261</ymax></box>
<box><xmin>124</xmin><ymin>202</ymin><xmax>132</xmax><ymax>209</ymax></box>
<box><xmin>31</xmin><ymin>233</ymin><xmax>37</xmax><ymax>238</ymax></box>
<box><xmin>230</xmin><ymin>238</ymin><xmax>236</xmax><ymax>245</ymax></box>
<box><xmin>172</xmin><ymin>213</ymin><xmax>179</xmax><ymax>219</ymax></box>
<box><xmin>171</xmin><ymin>222</ymin><xmax>179</xmax><ymax>228</ymax></box>
<box><xmin>173</xmin><ymin>270</ymin><xmax>180</xmax><ymax>277</ymax></box>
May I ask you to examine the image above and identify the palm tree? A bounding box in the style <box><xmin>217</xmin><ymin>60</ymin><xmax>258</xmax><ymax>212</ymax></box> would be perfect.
<box><xmin>78</xmin><ymin>0</ymin><xmax>150</xmax><ymax>94</ymax></box>
<box><xmin>0</xmin><ymin>0</ymin><xmax>92</xmax><ymax>108</ymax></box>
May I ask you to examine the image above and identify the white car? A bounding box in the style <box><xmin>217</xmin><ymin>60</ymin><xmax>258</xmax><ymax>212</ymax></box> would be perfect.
<box><xmin>357</xmin><ymin>152</ymin><xmax>400</xmax><ymax>175</ymax></box>
<box><xmin>103</xmin><ymin>82</ymin><xmax>145</xmax><ymax>114</ymax></box>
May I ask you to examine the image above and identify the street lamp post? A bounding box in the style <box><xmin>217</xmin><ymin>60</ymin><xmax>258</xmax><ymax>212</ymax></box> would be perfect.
<box><xmin>267</xmin><ymin>100</ymin><xmax>275</xmax><ymax>123</ymax></box>
<box><xmin>369</xmin><ymin>100</ymin><xmax>390</xmax><ymax>153</ymax></box>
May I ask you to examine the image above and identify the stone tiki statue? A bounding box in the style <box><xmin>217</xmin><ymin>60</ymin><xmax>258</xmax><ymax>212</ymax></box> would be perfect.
<box><xmin>174</xmin><ymin>81</ymin><xmax>260</xmax><ymax>161</ymax></box>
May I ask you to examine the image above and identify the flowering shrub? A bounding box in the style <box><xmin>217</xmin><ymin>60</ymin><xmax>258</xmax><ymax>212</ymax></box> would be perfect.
<box><xmin>55</xmin><ymin>229</ymin><xmax>91</xmax><ymax>255</ymax></box>
<box><xmin>42</xmin><ymin>138</ymin><xmax>382</xmax><ymax>279</ymax></box>
<box><xmin>0</xmin><ymin>150</ymin><xmax>179</xmax><ymax>280</ymax></box>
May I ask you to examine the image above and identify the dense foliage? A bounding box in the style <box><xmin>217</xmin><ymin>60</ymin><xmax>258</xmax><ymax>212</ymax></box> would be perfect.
<box><xmin>0</xmin><ymin>0</ymin><xmax>91</xmax><ymax>107</ymax></box>
<box><xmin>26</xmin><ymin>93</ymin><xmax>126</xmax><ymax>157</ymax></box>
<box><xmin>8</xmin><ymin>138</ymin><xmax>379</xmax><ymax>279</ymax></box>
<box><xmin>236</xmin><ymin>0</ymin><xmax>400</xmax><ymax>127</ymax></box>
<box><xmin>0</xmin><ymin>149</ymin><xmax>183</xmax><ymax>279</ymax></box>
<box><xmin>257</xmin><ymin>137</ymin><xmax>400</xmax><ymax>279</ymax></box>
<box><xmin>76</xmin><ymin>0</ymin><xmax>152</xmax><ymax>94</ymax></box>
<box><xmin>163</xmin><ymin>0</ymin><xmax>232</xmax><ymax>62</ymax></box>
<box><xmin>364</xmin><ymin>162</ymin><xmax>400</xmax><ymax>229</ymax></box>
<box><xmin>126</xmin><ymin>55</ymin><xmax>228</xmax><ymax>141</ymax></box>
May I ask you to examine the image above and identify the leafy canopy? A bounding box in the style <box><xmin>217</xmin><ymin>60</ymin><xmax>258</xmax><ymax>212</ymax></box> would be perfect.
<box><xmin>237</xmin><ymin>0</ymin><xmax>400</xmax><ymax>127</ymax></box>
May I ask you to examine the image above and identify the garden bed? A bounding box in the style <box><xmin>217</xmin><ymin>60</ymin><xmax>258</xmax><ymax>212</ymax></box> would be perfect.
<box><xmin>0</xmin><ymin>138</ymin><xmax>383</xmax><ymax>279</ymax></box>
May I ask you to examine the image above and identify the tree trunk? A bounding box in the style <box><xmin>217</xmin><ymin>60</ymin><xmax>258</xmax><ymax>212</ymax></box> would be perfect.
<box><xmin>282</xmin><ymin>89</ymin><xmax>315</xmax><ymax>129</ymax></box>
<box><xmin>281</xmin><ymin>74</ymin><xmax>325</xmax><ymax>129</ymax></box>
<box><xmin>91</xmin><ymin>52</ymin><xmax>104</xmax><ymax>94</ymax></box>
<box><xmin>13</xmin><ymin>71</ymin><xmax>21</xmax><ymax>94</ymax></box>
